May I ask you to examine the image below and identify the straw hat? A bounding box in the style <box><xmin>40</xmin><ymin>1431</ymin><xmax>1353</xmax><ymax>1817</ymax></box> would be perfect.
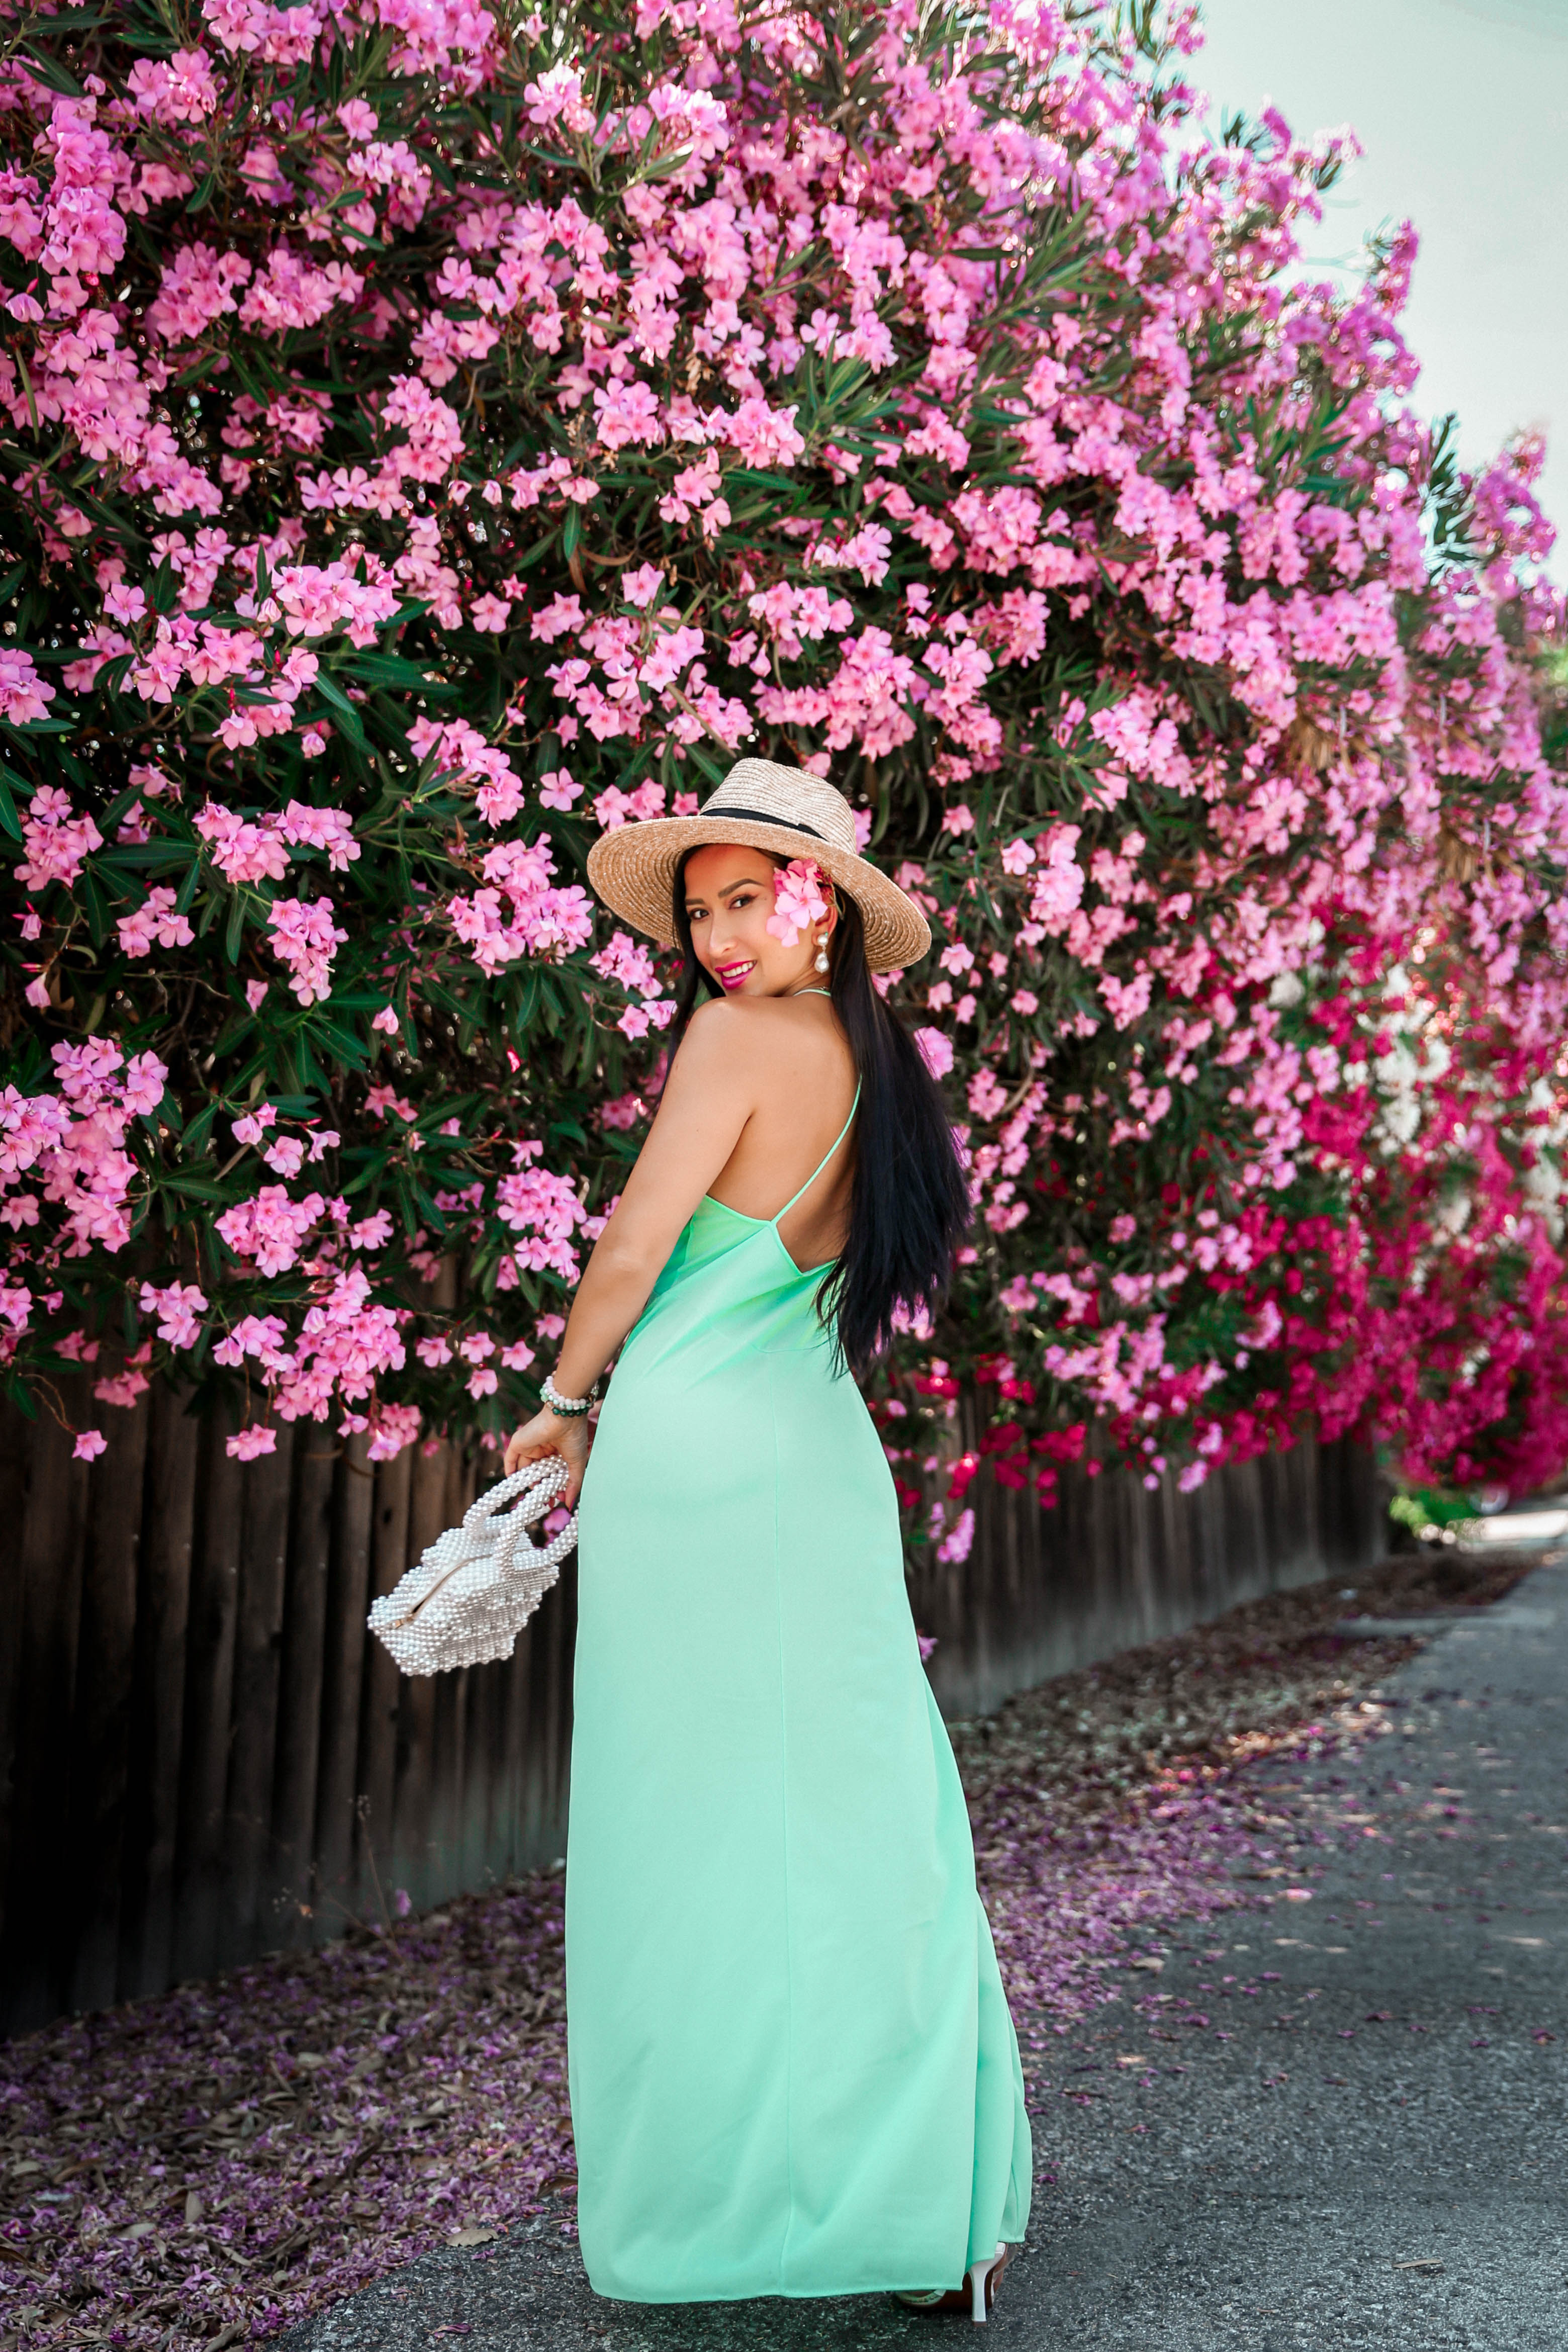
<box><xmin>584</xmin><ymin>758</ymin><xmax>931</xmax><ymax>974</ymax></box>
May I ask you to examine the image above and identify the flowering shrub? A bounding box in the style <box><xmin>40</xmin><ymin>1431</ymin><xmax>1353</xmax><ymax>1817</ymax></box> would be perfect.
<box><xmin>0</xmin><ymin>0</ymin><xmax>1562</xmax><ymax>1494</ymax></box>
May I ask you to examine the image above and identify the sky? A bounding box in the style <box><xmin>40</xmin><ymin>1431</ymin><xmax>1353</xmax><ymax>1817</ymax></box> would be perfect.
<box><xmin>1191</xmin><ymin>0</ymin><xmax>1568</xmax><ymax>572</ymax></box>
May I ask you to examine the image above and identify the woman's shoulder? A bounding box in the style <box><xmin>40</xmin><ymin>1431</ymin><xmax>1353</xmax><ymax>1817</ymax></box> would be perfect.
<box><xmin>683</xmin><ymin>993</ymin><xmax>848</xmax><ymax>1081</ymax></box>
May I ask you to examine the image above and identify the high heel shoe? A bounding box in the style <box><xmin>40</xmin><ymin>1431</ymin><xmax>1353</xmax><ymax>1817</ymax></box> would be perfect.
<box><xmin>894</xmin><ymin>2240</ymin><xmax>1012</xmax><ymax>2323</ymax></box>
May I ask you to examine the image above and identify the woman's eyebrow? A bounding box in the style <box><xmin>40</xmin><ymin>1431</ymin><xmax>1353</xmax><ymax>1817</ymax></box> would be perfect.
<box><xmin>685</xmin><ymin>870</ymin><xmax>767</xmax><ymax>904</ymax></box>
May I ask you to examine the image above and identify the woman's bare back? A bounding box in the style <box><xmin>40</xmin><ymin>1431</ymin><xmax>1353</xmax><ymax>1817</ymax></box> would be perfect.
<box><xmin>701</xmin><ymin>994</ymin><xmax>858</xmax><ymax>1271</ymax></box>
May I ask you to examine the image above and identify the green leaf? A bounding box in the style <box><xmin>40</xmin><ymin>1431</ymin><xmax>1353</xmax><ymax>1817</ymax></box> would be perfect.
<box><xmin>687</xmin><ymin>742</ymin><xmax>728</xmax><ymax>788</ymax></box>
<box><xmin>180</xmin><ymin>1101</ymin><xmax>222</xmax><ymax>1159</ymax></box>
<box><xmin>311</xmin><ymin>671</ymin><xmax>368</xmax><ymax>746</ymax></box>
<box><xmin>342</xmin><ymin>650</ymin><xmax>451</xmax><ymax>691</ymax></box>
<box><xmin>161</xmin><ymin>1173</ymin><xmax>236</xmax><ymax>1205</ymax></box>
<box><xmin>17</xmin><ymin>37</ymin><xmax>84</xmax><ymax>95</ymax></box>
<box><xmin>308</xmin><ymin>1017</ymin><xmax>371</xmax><ymax>1066</ymax></box>
<box><xmin>77</xmin><ymin>869</ymin><xmax>110</xmax><ymax>950</ymax></box>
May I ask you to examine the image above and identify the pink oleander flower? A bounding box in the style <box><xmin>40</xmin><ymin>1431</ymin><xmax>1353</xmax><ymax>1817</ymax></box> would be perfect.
<box><xmin>591</xmin><ymin>928</ymin><xmax>661</xmax><ymax>996</ymax></box>
<box><xmin>17</xmin><ymin>791</ymin><xmax>101</xmax><ymax>892</ymax></box>
<box><xmin>523</xmin><ymin>61</ymin><xmax>595</xmax><ymax>135</ymax></box>
<box><xmin>128</xmin><ymin>49</ymin><xmax>222</xmax><ymax>125</ymax></box>
<box><xmin>117</xmin><ymin>887</ymin><xmax>195</xmax><ymax>958</ymax></box>
<box><xmin>365</xmin><ymin>1083</ymin><xmax>417</xmax><ymax>1121</ymax></box>
<box><xmin>366</xmin><ymin>1401</ymin><xmax>422</xmax><ymax>1462</ymax></box>
<box><xmin>216</xmin><ymin>1187</ymin><xmax>326</xmax><ymax>1277</ymax></box>
<box><xmin>766</xmin><ymin>858</ymin><xmax>830</xmax><ymax>949</ymax></box>
<box><xmin>279</xmin><ymin>800</ymin><xmax>360</xmax><ymax>870</ymax></box>
<box><xmin>622</xmin><ymin>563</ymin><xmax>665</xmax><ymax>608</ymax></box>
<box><xmin>139</xmin><ymin>1280</ymin><xmax>208</xmax><ymax>1349</ymax></box>
<box><xmin>936</xmin><ymin>1506</ymin><xmax>975</xmax><ymax>1565</ymax></box>
<box><xmin>262</xmin><ymin>1135</ymin><xmax>307</xmax><ymax>1178</ymax></box>
<box><xmin>227</xmin><ymin>1423</ymin><xmax>279</xmax><ymax>1460</ymax></box>
<box><xmin>266</xmin><ymin>894</ymin><xmax>347</xmax><ymax>1005</ymax></box>
<box><xmin>195</xmin><ymin>803</ymin><xmax>290</xmax><ymax>886</ymax></box>
<box><xmin>913</xmin><ymin>1028</ymin><xmax>955</xmax><ymax>1081</ymax></box>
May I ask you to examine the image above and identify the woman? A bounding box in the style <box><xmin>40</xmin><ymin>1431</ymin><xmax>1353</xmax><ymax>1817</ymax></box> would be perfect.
<box><xmin>504</xmin><ymin>758</ymin><xmax>1032</xmax><ymax>2320</ymax></box>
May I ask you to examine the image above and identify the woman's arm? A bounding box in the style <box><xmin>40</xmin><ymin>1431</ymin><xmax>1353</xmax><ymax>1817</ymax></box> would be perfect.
<box><xmin>503</xmin><ymin>1001</ymin><xmax>757</xmax><ymax>1496</ymax></box>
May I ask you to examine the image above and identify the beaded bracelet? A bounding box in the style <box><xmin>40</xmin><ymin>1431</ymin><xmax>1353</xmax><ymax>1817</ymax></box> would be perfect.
<box><xmin>540</xmin><ymin>1370</ymin><xmax>597</xmax><ymax>1419</ymax></box>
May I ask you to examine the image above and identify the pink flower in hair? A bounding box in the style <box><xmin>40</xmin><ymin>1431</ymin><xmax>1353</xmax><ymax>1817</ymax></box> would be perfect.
<box><xmin>766</xmin><ymin>858</ymin><xmax>830</xmax><ymax>949</ymax></box>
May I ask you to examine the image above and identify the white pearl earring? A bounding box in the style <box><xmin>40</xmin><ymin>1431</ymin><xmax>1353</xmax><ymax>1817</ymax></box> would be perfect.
<box><xmin>814</xmin><ymin>940</ymin><xmax>829</xmax><ymax>972</ymax></box>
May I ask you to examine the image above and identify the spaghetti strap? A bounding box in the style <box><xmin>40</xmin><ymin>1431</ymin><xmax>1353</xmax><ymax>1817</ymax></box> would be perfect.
<box><xmin>771</xmin><ymin>1079</ymin><xmax>861</xmax><ymax>1226</ymax></box>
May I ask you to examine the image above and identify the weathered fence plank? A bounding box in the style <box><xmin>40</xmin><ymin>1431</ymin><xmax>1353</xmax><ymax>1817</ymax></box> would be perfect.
<box><xmin>354</xmin><ymin>1442</ymin><xmax>412</xmax><ymax>1930</ymax></box>
<box><xmin>427</xmin><ymin>1445</ymin><xmax>476</xmax><ymax>1898</ymax></box>
<box><xmin>64</xmin><ymin>1394</ymin><xmax>151</xmax><ymax>2015</ymax></box>
<box><xmin>312</xmin><ymin>1435</ymin><xmax>375</xmax><ymax>1929</ymax></box>
<box><xmin>170</xmin><ymin>1400</ymin><xmax>242</xmax><ymax>1988</ymax></box>
<box><xmin>118</xmin><ymin>1382</ymin><xmax>200</xmax><ymax>2001</ymax></box>
<box><xmin>5</xmin><ymin>1392</ymin><xmax>90</xmax><ymax>2032</ymax></box>
<box><xmin>389</xmin><ymin>1436</ymin><xmax>450</xmax><ymax>1908</ymax></box>
<box><xmin>221</xmin><ymin>1430</ymin><xmax>296</xmax><ymax>1972</ymax></box>
<box><xmin>270</xmin><ymin>1434</ymin><xmax>337</xmax><ymax>1951</ymax></box>
<box><xmin>0</xmin><ymin>1374</ymin><xmax>1381</xmax><ymax>2039</ymax></box>
<box><xmin>0</xmin><ymin>1402</ymin><xmax>29</xmax><ymax>1982</ymax></box>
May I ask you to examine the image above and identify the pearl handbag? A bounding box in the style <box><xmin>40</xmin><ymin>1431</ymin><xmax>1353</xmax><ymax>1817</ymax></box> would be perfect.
<box><xmin>366</xmin><ymin>1457</ymin><xmax>579</xmax><ymax>1676</ymax></box>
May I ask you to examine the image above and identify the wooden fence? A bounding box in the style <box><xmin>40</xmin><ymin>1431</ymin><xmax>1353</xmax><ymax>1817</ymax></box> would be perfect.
<box><xmin>0</xmin><ymin>1383</ymin><xmax>575</xmax><ymax>2042</ymax></box>
<box><xmin>0</xmin><ymin>1380</ymin><xmax>1380</xmax><ymax>2040</ymax></box>
<box><xmin>910</xmin><ymin>1401</ymin><xmax>1381</xmax><ymax>1720</ymax></box>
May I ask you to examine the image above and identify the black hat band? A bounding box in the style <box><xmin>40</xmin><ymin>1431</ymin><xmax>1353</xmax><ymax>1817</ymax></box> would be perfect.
<box><xmin>700</xmin><ymin>804</ymin><xmax>831</xmax><ymax>844</ymax></box>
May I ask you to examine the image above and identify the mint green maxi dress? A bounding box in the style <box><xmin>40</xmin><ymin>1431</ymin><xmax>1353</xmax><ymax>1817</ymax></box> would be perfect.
<box><xmin>568</xmin><ymin>1079</ymin><xmax>1032</xmax><ymax>2304</ymax></box>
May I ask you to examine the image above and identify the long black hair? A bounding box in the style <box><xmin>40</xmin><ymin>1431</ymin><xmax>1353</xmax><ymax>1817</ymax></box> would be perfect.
<box><xmin>657</xmin><ymin>843</ymin><xmax>971</xmax><ymax>1379</ymax></box>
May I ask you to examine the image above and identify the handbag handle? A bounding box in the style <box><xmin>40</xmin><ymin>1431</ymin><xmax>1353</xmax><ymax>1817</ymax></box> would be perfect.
<box><xmin>465</xmin><ymin>1454</ymin><xmax>570</xmax><ymax>1530</ymax></box>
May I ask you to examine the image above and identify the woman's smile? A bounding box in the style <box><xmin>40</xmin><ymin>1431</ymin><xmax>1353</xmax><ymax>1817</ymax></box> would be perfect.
<box><xmin>716</xmin><ymin>957</ymin><xmax>757</xmax><ymax>990</ymax></box>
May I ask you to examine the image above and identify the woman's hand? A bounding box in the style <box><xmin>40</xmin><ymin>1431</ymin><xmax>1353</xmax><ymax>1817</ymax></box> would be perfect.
<box><xmin>504</xmin><ymin>1406</ymin><xmax>592</xmax><ymax>1507</ymax></box>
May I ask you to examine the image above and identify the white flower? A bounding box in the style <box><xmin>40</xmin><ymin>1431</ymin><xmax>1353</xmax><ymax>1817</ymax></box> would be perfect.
<box><xmin>1434</xmin><ymin>1191</ymin><xmax>1472</xmax><ymax>1239</ymax></box>
<box><xmin>1373</xmin><ymin>1041</ymin><xmax>1419</xmax><ymax>1095</ymax></box>
<box><xmin>1522</xmin><ymin>1157</ymin><xmax>1560</xmax><ymax>1210</ymax></box>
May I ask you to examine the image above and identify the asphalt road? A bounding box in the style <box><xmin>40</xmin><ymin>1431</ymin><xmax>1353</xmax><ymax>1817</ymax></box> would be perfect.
<box><xmin>286</xmin><ymin>1555</ymin><xmax>1568</xmax><ymax>2351</ymax></box>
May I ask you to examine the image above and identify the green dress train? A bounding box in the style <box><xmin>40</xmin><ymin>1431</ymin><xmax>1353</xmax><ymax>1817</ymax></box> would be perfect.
<box><xmin>567</xmin><ymin>1080</ymin><xmax>1032</xmax><ymax>2304</ymax></box>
